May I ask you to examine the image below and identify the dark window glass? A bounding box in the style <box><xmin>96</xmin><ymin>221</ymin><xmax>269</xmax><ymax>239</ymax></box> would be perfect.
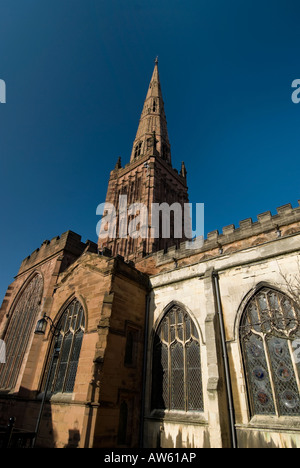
<box><xmin>151</xmin><ymin>305</ymin><xmax>204</xmax><ymax>412</ymax></box>
<box><xmin>47</xmin><ymin>299</ymin><xmax>85</xmax><ymax>394</ymax></box>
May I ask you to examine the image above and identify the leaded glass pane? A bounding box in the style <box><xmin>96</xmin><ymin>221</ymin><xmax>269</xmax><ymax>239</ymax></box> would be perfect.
<box><xmin>66</xmin><ymin>312</ymin><xmax>72</xmax><ymax>332</ymax></box>
<box><xmin>162</xmin><ymin>318</ymin><xmax>169</xmax><ymax>343</ymax></box>
<box><xmin>151</xmin><ymin>305</ymin><xmax>203</xmax><ymax>413</ymax></box>
<box><xmin>65</xmin><ymin>329</ymin><xmax>84</xmax><ymax>393</ymax></box>
<box><xmin>178</xmin><ymin>310</ymin><xmax>183</xmax><ymax>324</ymax></box>
<box><xmin>170</xmin><ymin>310</ymin><xmax>175</xmax><ymax>325</ymax></box>
<box><xmin>187</xmin><ymin>340</ymin><xmax>204</xmax><ymax>411</ymax></box>
<box><xmin>177</xmin><ymin>322</ymin><xmax>184</xmax><ymax>342</ymax></box>
<box><xmin>267</xmin><ymin>336</ymin><xmax>300</xmax><ymax>415</ymax></box>
<box><xmin>161</xmin><ymin>343</ymin><xmax>169</xmax><ymax>408</ymax></box>
<box><xmin>185</xmin><ymin>315</ymin><xmax>191</xmax><ymax>341</ymax></box>
<box><xmin>259</xmin><ymin>294</ymin><xmax>272</xmax><ymax>334</ymax></box>
<box><xmin>46</xmin><ymin>299</ymin><xmax>85</xmax><ymax>395</ymax></box>
<box><xmin>54</xmin><ymin>332</ymin><xmax>73</xmax><ymax>393</ymax></box>
<box><xmin>170</xmin><ymin>323</ymin><xmax>176</xmax><ymax>342</ymax></box>
<box><xmin>59</xmin><ymin>311</ymin><xmax>68</xmax><ymax>334</ymax></box>
<box><xmin>49</xmin><ymin>334</ymin><xmax>63</xmax><ymax>392</ymax></box>
<box><xmin>243</xmin><ymin>333</ymin><xmax>276</xmax><ymax>415</ymax></box>
<box><xmin>248</xmin><ymin>302</ymin><xmax>261</xmax><ymax>333</ymax></box>
<box><xmin>268</xmin><ymin>291</ymin><xmax>279</xmax><ymax>310</ymax></box>
<box><xmin>170</xmin><ymin>311</ymin><xmax>176</xmax><ymax>342</ymax></box>
<box><xmin>257</xmin><ymin>293</ymin><xmax>268</xmax><ymax>313</ymax></box>
<box><xmin>282</xmin><ymin>299</ymin><xmax>297</xmax><ymax>331</ymax></box>
<box><xmin>171</xmin><ymin>342</ymin><xmax>184</xmax><ymax>410</ymax></box>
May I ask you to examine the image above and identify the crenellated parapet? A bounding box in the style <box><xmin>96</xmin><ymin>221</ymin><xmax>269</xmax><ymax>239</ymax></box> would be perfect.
<box><xmin>18</xmin><ymin>231</ymin><xmax>98</xmax><ymax>276</ymax></box>
<box><xmin>139</xmin><ymin>201</ymin><xmax>300</xmax><ymax>269</ymax></box>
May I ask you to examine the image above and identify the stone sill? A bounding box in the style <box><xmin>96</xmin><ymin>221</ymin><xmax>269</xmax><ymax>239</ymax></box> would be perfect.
<box><xmin>37</xmin><ymin>392</ymin><xmax>88</xmax><ymax>406</ymax></box>
<box><xmin>146</xmin><ymin>410</ymin><xmax>208</xmax><ymax>425</ymax></box>
<box><xmin>237</xmin><ymin>415</ymin><xmax>300</xmax><ymax>432</ymax></box>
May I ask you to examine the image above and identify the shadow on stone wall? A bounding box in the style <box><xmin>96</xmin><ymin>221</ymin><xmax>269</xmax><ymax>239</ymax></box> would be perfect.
<box><xmin>64</xmin><ymin>428</ymin><xmax>81</xmax><ymax>448</ymax></box>
<box><xmin>0</xmin><ymin>391</ymin><xmax>56</xmax><ymax>448</ymax></box>
<box><xmin>237</xmin><ymin>430</ymin><xmax>299</xmax><ymax>449</ymax></box>
<box><xmin>158</xmin><ymin>424</ymin><xmax>211</xmax><ymax>449</ymax></box>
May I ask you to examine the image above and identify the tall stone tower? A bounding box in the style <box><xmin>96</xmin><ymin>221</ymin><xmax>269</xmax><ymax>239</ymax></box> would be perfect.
<box><xmin>99</xmin><ymin>59</ymin><xmax>189</xmax><ymax>261</ymax></box>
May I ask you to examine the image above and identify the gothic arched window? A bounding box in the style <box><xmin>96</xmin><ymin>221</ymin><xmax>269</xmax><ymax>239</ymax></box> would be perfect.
<box><xmin>240</xmin><ymin>287</ymin><xmax>300</xmax><ymax>417</ymax></box>
<box><xmin>0</xmin><ymin>273</ymin><xmax>43</xmax><ymax>391</ymax></box>
<box><xmin>151</xmin><ymin>305</ymin><xmax>204</xmax><ymax>412</ymax></box>
<box><xmin>46</xmin><ymin>299</ymin><xmax>85</xmax><ymax>394</ymax></box>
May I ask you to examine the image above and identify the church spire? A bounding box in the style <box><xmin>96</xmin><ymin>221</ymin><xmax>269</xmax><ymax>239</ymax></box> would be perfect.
<box><xmin>100</xmin><ymin>59</ymin><xmax>189</xmax><ymax>260</ymax></box>
<box><xmin>130</xmin><ymin>59</ymin><xmax>171</xmax><ymax>164</ymax></box>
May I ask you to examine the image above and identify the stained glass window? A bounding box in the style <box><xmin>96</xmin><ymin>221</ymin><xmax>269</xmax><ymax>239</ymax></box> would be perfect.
<box><xmin>0</xmin><ymin>274</ymin><xmax>43</xmax><ymax>391</ymax></box>
<box><xmin>240</xmin><ymin>287</ymin><xmax>300</xmax><ymax>416</ymax></box>
<box><xmin>46</xmin><ymin>299</ymin><xmax>85</xmax><ymax>394</ymax></box>
<box><xmin>151</xmin><ymin>305</ymin><xmax>204</xmax><ymax>412</ymax></box>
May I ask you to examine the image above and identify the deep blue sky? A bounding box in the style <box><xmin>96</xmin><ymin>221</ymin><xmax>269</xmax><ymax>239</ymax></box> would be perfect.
<box><xmin>1</xmin><ymin>0</ymin><xmax>300</xmax><ymax>300</ymax></box>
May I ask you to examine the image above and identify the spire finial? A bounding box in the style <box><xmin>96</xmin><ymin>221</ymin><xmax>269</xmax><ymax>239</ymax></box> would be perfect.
<box><xmin>155</xmin><ymin>56</ymin><xmax>159</xmax><ymax>65</ymax></box>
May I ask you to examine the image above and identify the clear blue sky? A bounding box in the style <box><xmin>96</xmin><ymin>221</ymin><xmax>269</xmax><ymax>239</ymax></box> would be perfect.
<box><xmin>1</xmin><ymin>0</ymin><xmax>300</xmax><ymax>300</ymax></box>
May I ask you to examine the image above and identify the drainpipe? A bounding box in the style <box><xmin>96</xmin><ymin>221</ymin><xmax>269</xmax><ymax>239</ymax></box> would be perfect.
<box><xmin>212</xmin><ymin>271</ymin><xmax>238</xmax><ymax>449</ymax></box>
<box><xmin>139</xmin><ymin>293</ymin><xmax>151</xmax><ymax>448</ymax></box>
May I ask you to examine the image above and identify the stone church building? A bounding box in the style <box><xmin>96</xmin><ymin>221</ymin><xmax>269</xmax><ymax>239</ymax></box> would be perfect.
<box><xmin>1</xmin><ymin>61</ymin><xmax>300</xmax><ymax>448</ymax></box>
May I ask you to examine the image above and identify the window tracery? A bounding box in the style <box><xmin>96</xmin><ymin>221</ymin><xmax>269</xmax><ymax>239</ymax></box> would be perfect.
<box><xmin>240</xmin><ymin>287</ymin><xmax>300</xmax><ymax>416</ymax></box>
<box><xmin>151</xmin><ymin>305</ymin><xmax>203</xmax><ymax>412</ymax></box>
<box><xmin>46</xmin><ymin>299</ymin><xmax>85</xmax><ymax>394</ymax></box>
<box><xmin>0</xmin><ymin>274</ymin><xmax>43</xmax><ymax>390</ymax></box>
